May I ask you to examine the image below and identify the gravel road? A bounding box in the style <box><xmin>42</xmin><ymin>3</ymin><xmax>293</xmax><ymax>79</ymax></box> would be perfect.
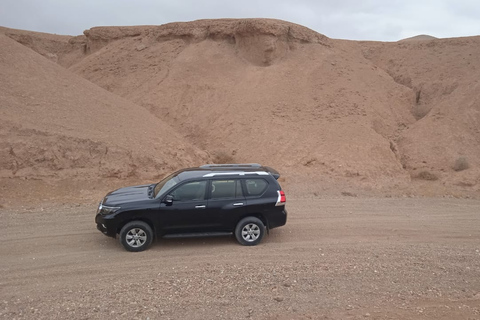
<box><xmin>1</xmin><ymin>198</ymin><xmax>480</xmax><ymax>319</ymax></box>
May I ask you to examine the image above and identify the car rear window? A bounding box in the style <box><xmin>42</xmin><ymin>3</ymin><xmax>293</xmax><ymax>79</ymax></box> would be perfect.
<box><xmin>210</xmin><ymin>180</ymin><xmax>243</xmax><ymax>199</ymax></box>
<box><xmin>244</xmin><ymin>179</ymin><xmax>268</xmax><ymax>196</ymax></box>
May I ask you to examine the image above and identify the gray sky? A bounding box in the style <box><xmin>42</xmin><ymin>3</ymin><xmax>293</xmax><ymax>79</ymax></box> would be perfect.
<box><xmin>1</xmin><ymin>0</ymin><xmax>480</xmax><ymax>41</ymax></box>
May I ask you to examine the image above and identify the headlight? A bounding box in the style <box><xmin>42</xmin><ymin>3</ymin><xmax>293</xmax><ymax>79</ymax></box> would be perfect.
<box><xmin>97</xmin><ymin>202</ymin><xmax>121</xmax><ymax>216</ymax></box>
<box><xmin>97</xmin><ymin>201</ymin><xmax>103</xmax><ymax>214</ymax></box>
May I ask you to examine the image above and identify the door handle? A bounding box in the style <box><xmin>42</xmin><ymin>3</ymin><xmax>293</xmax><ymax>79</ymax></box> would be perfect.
<box><xmin>233</xmin><ymin>203</ymin><xmax>244</xmax><ymax>206</ymax></box>
<box><xmin>195</xmin><ymin>205</ymin><xmax>206</xmax><ymax>209</ymax></box>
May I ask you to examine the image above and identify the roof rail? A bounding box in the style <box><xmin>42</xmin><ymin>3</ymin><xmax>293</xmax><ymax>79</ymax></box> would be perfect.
<box><xmin>203</xmin><ymin>171</ymin><xmax>269</xmax><ymax>177</ymax></box>
<box><xmin>200</xmin><ymin>163</ymin><xmax>262</xmax><ymax>169</ymax></box>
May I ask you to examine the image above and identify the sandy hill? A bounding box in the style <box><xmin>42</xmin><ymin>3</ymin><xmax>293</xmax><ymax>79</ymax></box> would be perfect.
<box><xmin>0</xmin><ymin>26</ymin><xmax>86</xmax><ymax>67</ymax></box>
<box><xmin>399</xmin><ymin>34</ymin><xmax>438</xmax><ymax>42</ymax></box>
<box><xmin>0</xmin><ymin>33</ymin><xmax>208</xmax><ymax>199</ymax></box>
<box><xmin>66</xmin><ymin>20</ymin><xmax>418</xmax><ymax>191</ymax></box>
<box><xmin>1</xmin><ymin>19</ymin><xmax>479</xmax><ymax>199</ymax></box>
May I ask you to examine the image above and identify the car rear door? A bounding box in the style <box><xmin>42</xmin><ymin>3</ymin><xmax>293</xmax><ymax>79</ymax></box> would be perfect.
<box><xmin>241</xmin><ymin>177</ymin><xmax>276</xmax><ymax>215</ymax></box>
<box><xmin>206</xmin><ymin>179</ymin><xmax>246</xmax><ymax>231</ymax></box>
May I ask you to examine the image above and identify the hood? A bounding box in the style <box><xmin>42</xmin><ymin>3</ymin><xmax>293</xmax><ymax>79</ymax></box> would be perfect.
<box><xmin>103</xmin><ymin>184</ymin><xmax>153</xmax><ymax>205</ymax></box>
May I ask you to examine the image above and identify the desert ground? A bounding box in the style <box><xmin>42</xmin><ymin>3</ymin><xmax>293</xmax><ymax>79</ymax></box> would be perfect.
<box><xmin>1</xmin><ymin>197</ymin><xmax>480</xmax><ymax>320</ymax></box>
<box><xmin>1</xmin><ymin>18</ymin><xmax>480</xmax><ymax>319</ymax></box>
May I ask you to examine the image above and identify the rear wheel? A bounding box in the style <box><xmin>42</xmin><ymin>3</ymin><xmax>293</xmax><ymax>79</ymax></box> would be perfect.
<box><xmin>119</xmin><ymin>221</ymin><xmax>153</xmax><ymax>252</ymax></box>
<box><xmin>235</xmin><ymin>217</ymin><xmax>265</xmax><ymax>246</ymax></box>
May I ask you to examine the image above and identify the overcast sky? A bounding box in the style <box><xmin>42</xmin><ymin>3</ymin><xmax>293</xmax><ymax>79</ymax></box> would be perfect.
<box><xmin>1</xmin><ymin>0</ymin><xmax>480</xmax><ymax>41</ymax></box>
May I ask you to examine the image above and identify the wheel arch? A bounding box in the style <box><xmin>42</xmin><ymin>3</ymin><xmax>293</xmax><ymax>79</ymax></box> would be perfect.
<box><xmin>116</xmin><ymin>217</ymin><xmax>156</xmax><ymax>237</ymax></box>
<box><xmin>237</xmin><ymin>213</ymin><xmax>268</xmax><ymax>230</ymax></box>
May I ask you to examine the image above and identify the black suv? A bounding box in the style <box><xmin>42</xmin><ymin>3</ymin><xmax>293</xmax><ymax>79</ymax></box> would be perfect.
<box><xmin>95</xmin><ymin>164</ymin><xmax>287</xmax><ymax>251</ymax></box>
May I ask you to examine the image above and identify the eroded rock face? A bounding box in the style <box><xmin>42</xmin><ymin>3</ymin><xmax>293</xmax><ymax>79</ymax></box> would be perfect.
<box><xmin>234</xmin><ymin>34</ymin><xmax>287</xmax><ymax>66</ymax></box>
<box><xmin>82</xmin><ymin>19</ymin><xmax>330</xmax><ymax>66</ymax></box>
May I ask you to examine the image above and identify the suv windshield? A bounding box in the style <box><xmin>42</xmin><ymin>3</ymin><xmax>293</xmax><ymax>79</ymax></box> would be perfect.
<box><xmin>153</xmin><ymin>173</ymin><xmax>179</xmax><ymax>198</ymax></box>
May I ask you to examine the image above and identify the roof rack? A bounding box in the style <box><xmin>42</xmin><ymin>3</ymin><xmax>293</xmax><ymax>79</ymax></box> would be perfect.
<box><xmin>203</xmin><ymin>171</ymin><xmax>269</xmax><ymax>177</ymax></box>
<box><xmin>200</xmin><ymin>163</ymin><xmax>262</xmax><ymax>169</ymax></box>
<box><xmin>198</xmin><ymin>163</ymin><xmax>281</xmax><ymax>180</ymax></box>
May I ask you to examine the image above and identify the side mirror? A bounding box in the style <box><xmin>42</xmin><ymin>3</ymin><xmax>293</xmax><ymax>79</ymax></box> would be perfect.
<box><xmin>164</xmin><ymin>194</ymin><xmax>174</xmax><ymax>205</ymax></box>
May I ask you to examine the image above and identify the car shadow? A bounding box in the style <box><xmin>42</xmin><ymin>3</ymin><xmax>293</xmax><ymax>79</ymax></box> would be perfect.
<box><xmin>96</xmin><ymin>229</ymin><xmax>288</xmax><ymax>253</ymax></box>
<box><xmin>154</xmin><ymin>234</ymin><xmax>238</xmax><ymax>249</ymax></box>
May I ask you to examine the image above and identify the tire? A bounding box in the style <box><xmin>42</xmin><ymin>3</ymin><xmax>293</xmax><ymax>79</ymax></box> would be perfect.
<box><xmin>119</xmin><ymin>221</ymin><xmax>153</xmax><ymax>252</ymax></box>
<box><xmin>235</xmin><ymin>217</ymin><xmax>265</xmax><ymax>246</ymax></box>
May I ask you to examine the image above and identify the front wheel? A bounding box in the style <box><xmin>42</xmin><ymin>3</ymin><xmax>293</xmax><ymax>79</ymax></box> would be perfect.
<box><xmin>235</xmin><ymin>217</ymin><xmax>265</xmax><ymax>246</ymax></box>
<box><xmin>119</xmin><ymin>221</ymin><xmax>153</xmax><ymax>252</ymax></box>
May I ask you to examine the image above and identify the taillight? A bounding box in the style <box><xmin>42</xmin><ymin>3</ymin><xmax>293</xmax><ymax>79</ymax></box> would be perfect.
<box><xmin>276</xmin><ymin>190</ymin><xmax>286</xmax><ymax>206</ymax></box>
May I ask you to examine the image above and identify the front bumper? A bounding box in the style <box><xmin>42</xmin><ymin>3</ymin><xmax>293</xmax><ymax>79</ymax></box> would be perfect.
<box><xmin>95</xmin><ymin>214</ymin><xmax>117</xmax><ymax>238</ymax></box>
<box><xmin>96</xmin><ymin>222</ymin><xmax>108</xmax><ymax>235</ymax></box>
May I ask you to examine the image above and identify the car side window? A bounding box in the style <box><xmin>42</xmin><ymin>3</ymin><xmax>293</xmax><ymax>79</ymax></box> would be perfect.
<box><xmin>170</xmin><ymin>181</ymin><xmax>207</xmax><ymax>202</ymax></box>
<box><xmin>244</xmin><ymin>179</ymin><xmax>268</xmax><ymax>197</ymax></box>
<box><xmin>210</xmin><ymin>179</ymin><xmax>241</xmax><ymax>199</ymax></box>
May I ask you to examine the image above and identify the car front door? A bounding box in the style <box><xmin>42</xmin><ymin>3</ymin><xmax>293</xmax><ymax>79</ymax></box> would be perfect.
<box><xmin>157</xmin><ymin>180</ymin><xmax>211</xmax><ymax>234</ymax></box>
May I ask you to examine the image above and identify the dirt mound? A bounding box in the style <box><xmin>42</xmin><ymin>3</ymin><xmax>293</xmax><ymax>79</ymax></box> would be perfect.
<box><xmin>0</xmin><ymin>34</ymin><xmax>208</xmax><ymax>184</ymax></box>
<box><xmin>399</xmin><ymin>34</ymin><xmax>438</xmax><ymax>42</ymax></box>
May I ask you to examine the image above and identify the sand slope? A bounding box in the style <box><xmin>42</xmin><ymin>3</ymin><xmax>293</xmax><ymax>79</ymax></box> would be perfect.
<box><xmin>362</xmin><ymin>36</ymin><xmax>480</xmax><ymax>189</ymax></box>
<box><xmin>0</xmin><ymin>34</ymin><xmax>208</xmax><ymax>182</ymax></box>
<box><xmin>0</xmin><ymin>26</ymin><xmax>86</xmax><ymax>67</ymax></box>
